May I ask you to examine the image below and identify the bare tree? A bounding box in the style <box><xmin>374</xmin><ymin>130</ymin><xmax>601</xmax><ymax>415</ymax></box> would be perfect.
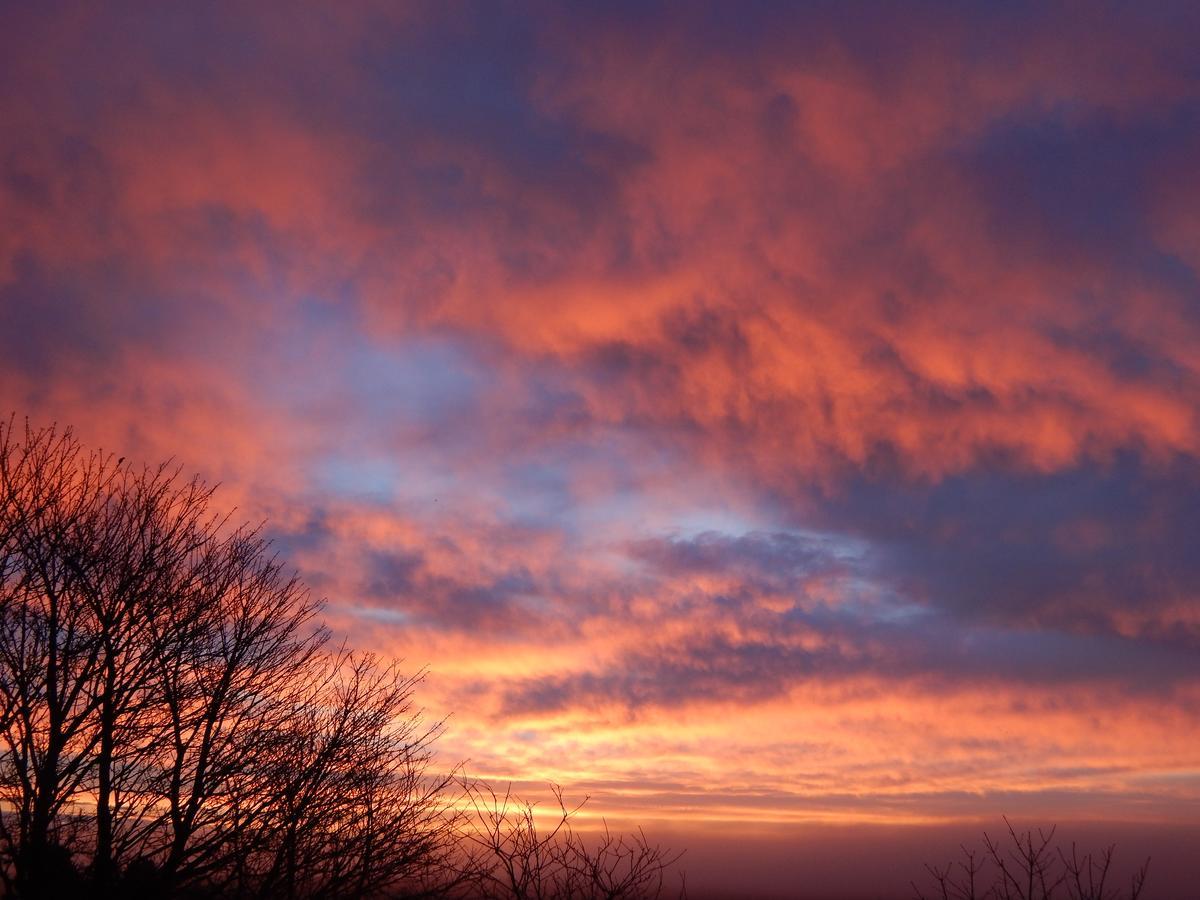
<box><xmin>0</xmin><ymin>420</ymin><xmax>205</xmax><ymax>896</ymax></box>
<box><xmin>458</xmin><ymin>780</ymin><xmax>684</xmax><ymax>900</ymax></box>
<box><xmin>249</xmin><ymin>651</ymin><xmax>458</xmax><ymax>900</ymax></box>
<box><xmin>142</xmin><ymin>525</ymin><xmax>327</xmax><ymax>895</ymax></box>
<box><xmin>984</xmin><ymin>820</ymin><xmax>1065</xmax><ymax>900</ymax></box>
<box><xmin>915</xmin><ymin>846</ymin><xmax>985</xmax><ymax>900</ymax></box>
<box><xmin>1059</xmin><ymin>842</ymin><xmax>1149</xmax><ymax>900</ymax></box>
<box><xmin>913</xmin><ymin>819</ymin><xmax>1149</xmax><ymax>900</ymax></box>
<box><xmin>0</xmin><ymin>419</ymin><xmax>457</xmax><ymax>899</ymax></box>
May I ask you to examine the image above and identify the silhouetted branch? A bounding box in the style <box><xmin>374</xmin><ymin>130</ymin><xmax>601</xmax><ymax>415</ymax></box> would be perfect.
<box><xmin>915</xmin><ymin>820</ymin><xmax>1150</xmax><ymax>900</ymax></box>
<box><xmin>458</xmin><ymin>779</ymin><xmax>684</xmax><ymax>900</ymax></box>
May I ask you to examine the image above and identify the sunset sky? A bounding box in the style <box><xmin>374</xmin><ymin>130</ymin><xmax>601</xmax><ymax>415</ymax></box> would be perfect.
<box><xmin>3</xmin><ymin>3</ymin><xmax>1200</xmax><ymax>897</ymax></box>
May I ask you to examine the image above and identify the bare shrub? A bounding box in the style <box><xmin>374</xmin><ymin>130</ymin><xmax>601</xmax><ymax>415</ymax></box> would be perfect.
<box><xmin>457</xmin><ymin>780</ymin><xmax>685</xmax><ymax>900</ymax></box>
<box><xmin>913</xmin><ymin>818</ymin><xmax>1149</xmax><ymax>900</ymax></box>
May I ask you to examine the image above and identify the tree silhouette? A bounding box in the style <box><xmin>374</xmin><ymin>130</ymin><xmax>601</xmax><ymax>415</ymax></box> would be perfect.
<box><xmin>913</xmin><ymin>818</ymin><xmax>1149</xmax><ymax>900</ymax></box>
<box><xmin>0</xmin><ymin>420</ymin><xmax>456</xmax><ymax>898</ymax></box>
<box><xmin>458</xmin><ymin>781</ymin><xmax>684</xmax><ymax>900</ymax></box>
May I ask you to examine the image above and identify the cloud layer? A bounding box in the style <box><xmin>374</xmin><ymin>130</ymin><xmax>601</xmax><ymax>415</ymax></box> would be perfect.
<box><xmin>3</xmin><ymin>4</ymin><xmax>1199</xmax><ymax>891</ymax></box>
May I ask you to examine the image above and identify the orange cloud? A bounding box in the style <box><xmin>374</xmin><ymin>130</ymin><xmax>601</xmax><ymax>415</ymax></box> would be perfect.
<box><xmin>3</xmin><ymin>7</ymin><xmax>1200</xmax><ymax>891</ymax></box>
